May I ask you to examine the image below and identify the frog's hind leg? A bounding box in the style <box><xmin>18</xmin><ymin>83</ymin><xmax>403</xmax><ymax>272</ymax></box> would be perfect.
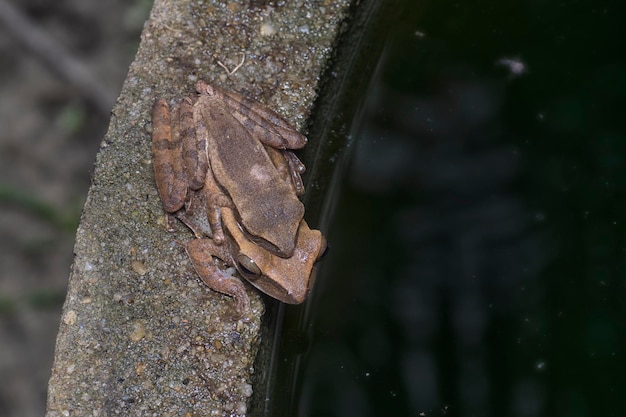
<box><xmin>152</xmin><ymin>99</ymin><xmax>188</xmax><ymax>221</ymax></box>
<box><xmin>181</xmin><ymin>96</ymin><xmax>208</xmax><ymax>192</ymax></box>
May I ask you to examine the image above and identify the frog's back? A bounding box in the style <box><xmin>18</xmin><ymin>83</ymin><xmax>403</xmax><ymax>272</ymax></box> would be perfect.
<box><xmin>200</xmin><ymin>98</ymin><xmax>304</xmax><ymax>257</ymax></box>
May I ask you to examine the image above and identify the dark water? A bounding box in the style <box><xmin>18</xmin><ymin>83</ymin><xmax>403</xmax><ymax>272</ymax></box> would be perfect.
<box><xmin>269</xmin><ymin>1</ymin><xmax>626</xmax><ymax>416</ymax></box>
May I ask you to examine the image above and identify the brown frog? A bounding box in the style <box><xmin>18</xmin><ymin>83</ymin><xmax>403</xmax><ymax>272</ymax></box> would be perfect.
<box><xmin>153</xmin><ymin>80</ymin><xmax>309</xmax><ymax>255</ymax></box>
<box><xmin>152</xmin><ymin>81</ymin><xmax>326</xmax><ymax>316</ymax></box>
<box><xmin>179</xmin><ymin>201</ymin><xmax>325</xmax><ymax>315</ymax></box>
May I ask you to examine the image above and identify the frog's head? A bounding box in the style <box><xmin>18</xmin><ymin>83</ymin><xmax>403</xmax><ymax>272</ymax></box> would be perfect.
<box><xmin>222</xmin><ymin>208</ymin><xmax>326</xmax><ymax>304</ymax></box>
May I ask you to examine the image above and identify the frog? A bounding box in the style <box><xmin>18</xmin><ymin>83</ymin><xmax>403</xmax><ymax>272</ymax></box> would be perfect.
<box><xmin>151</xmin><ymin>81</ymin><xmax>326</xmax><ymax>316</ymax></box>
<box><xmin>152</xmin><ymin>80</ymin><xmax>308</xmax><ymax>257</ymax></box>
<box><xmin>178</xmin><ymin>199</ymin><xmax>326</xmax><ymax>316</ymax></box>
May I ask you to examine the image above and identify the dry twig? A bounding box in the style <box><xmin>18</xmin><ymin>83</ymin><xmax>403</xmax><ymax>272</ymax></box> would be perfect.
<box><xmin>216</xmin><ymin>53</ymin><xmax>246</xmax><ymax>76</ymax></box>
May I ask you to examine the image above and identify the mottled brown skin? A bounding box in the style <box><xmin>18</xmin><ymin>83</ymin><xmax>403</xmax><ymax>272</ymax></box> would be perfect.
<box><xmin>180</xmin><ymin>97</ymin><xmax>207</xmax><ymax>191</ymax></box>
<box><xmin>151</xmin><ymin>81</ymin><xmax>326</xmax><ymax>316</ymax></box>
<box><xmin>220</xmin><ymin>207</ymin><xmax>324</xmax><ymax>304</ymax></box>
<box><xmin>151</xmin><ymin>99</ymin><xmax>186</xmax><ymax>230</ymax></box>
<box><xmin>193</xmin><ymin>81</ymin><xmax>306</xmax><ymax>256</ymax></box>
<box><xmin>181</xmin><ymin>205</ymin><xmax>325</xmax><ymax>316</ymax></box>
<box><xmin>183</xmin><ymin>238</ymin><xmax>251</xmax><ymax>316</ymax></box>
<box><xmin>153</xmin><ymin>81</ymin><xmax>307</xmax><ymax>255</ymax></box>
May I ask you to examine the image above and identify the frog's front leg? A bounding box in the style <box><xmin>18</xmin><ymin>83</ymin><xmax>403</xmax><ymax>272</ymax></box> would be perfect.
<box><xmin>184</xmin><ymin>239</ymin><xmax>251</xmax><ymax>318</ymax></box>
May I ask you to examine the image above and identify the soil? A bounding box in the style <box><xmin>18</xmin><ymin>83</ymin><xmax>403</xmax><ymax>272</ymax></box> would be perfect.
<box><xmin>0</xmin><ymin>1</ymin><xmax>151</xmax><ymax>415</ymax></box>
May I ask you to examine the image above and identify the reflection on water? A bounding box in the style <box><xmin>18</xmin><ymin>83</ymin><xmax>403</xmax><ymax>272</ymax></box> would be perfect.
<box><xmin>273</xmin><ymin>1</ymin><xmax>626</xmax><ymax>416</ymax></box>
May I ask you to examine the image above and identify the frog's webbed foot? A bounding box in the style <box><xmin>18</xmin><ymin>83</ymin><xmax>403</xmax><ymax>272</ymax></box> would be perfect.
<box><xmin>264</xmin><ymin>147</ymin><xmax>306</xmax><ymax>196</ymax></box>
<box><xmin>184</xmin><ymin>239</ymin><xmax>251</xmax><ymax>319</ymax></box>
<box><xmin>284</xmin><ymin>150</ymin><xmax>306</xmax><ymax>196</ymax></box>
<box><xmin>183</xmin><ymin>191</ymin><xmax>195</xmax><ymax>215</ymax></box>
<box><xmin>175</xmin><ymin>210</ymin><xmax>209</xmax><ymax>238</ymax></box>
<box><xmin>165</xmin><ymin>212</ymin><xmax>179</xmax><ymax>232</ymax></box>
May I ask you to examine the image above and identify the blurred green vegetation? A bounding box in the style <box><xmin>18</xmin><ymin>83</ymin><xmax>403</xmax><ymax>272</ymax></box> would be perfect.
<box><xmin>0</xmin><ymin>289</ymin><xmax>66</xmax><ymax>315</ymax></box>
<box><xmin>0</xmin><ymin>183</ymin><xmax>82</xmax><ymax>232</ymax></box>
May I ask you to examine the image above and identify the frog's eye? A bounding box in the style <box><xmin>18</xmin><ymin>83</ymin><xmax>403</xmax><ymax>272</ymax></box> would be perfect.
<box><xmin>236</xmin><ymin>253</ymin><xmax>262</xmax><ymax>278</ymax></box>
<box><xmin>316</xmin><ymin>236</ymin><xmax>329</xmax><ymax>262</ymax></box>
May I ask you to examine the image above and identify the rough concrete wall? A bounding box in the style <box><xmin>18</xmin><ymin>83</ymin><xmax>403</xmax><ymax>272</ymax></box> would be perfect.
<box><xmin>45</xmin><ymin>0</ymin><xmax>351</xmax><ymax>415</ymax></box>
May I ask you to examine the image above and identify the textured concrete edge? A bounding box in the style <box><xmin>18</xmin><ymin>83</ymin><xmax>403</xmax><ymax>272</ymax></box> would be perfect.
<box><xmin>45</xmin><ymin>0</ymin><xmax>352</xmax><ymax>416</ymax></box>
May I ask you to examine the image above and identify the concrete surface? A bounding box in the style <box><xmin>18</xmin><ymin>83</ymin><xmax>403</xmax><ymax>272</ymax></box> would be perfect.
<box><xmin>45</xmin><ymin>0</ymin><xmax>351</xmax><ymax>415</ymax></box>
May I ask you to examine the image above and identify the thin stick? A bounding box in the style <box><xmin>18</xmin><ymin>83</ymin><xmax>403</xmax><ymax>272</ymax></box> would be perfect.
<box><xmin>216</xmin><ymin>53</ymin><xmax>246</xmax><ymax>76</ymax></box>
<box><xmin>0</xmin><ymin>0</ymin><xmax>116</xmax><ymax>115</ymax></box>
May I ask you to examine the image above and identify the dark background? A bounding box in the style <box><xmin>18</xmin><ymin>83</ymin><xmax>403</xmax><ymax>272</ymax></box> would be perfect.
<box><xmin>290</xmin><ymin>0</ymin><xmax>626</xmax><ymax>416</ymax></box>
<box><xmin>0</xmin><ymin>1</ymin><xmax>150</xmax><ymax>415</ymax></box>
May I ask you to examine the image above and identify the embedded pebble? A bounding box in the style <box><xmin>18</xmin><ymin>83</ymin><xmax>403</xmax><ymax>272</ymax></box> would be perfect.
<box><xmin>235</xmin><ymin>401</ymin><xmax>247</xmax><ymax>414</ymax></box>
<box><xmin>131</xmin><ymin>260</ymin><xmax>148</xmax><ymax>275</ymax></box>
<box><xmin>129</xmin><ymin>321</ymin><xmax>146</xmax><ymax>342</ymax></box>
<box><xmin>64</xmin><ymin>310</ymin><xmax>77</xmax><ymax>325</ymax></box>
<box><xmin>240</xmin><ymin>382</ymin><xmax>253</xmax><ymax>397</ymax></box>
<box><xmin>66</xmin><ymin>364</ymin><xmax>76</xmax><ymax>375</ymax></box>
<box><xmin>260</xmin><ymin>22</ymin><xmax>276</xmax><ymax>36</ymax></box>
<box><xmin>135</xmin><ymin>362</ymin><xmax>147</xmax><ymax>376</ymax></box>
